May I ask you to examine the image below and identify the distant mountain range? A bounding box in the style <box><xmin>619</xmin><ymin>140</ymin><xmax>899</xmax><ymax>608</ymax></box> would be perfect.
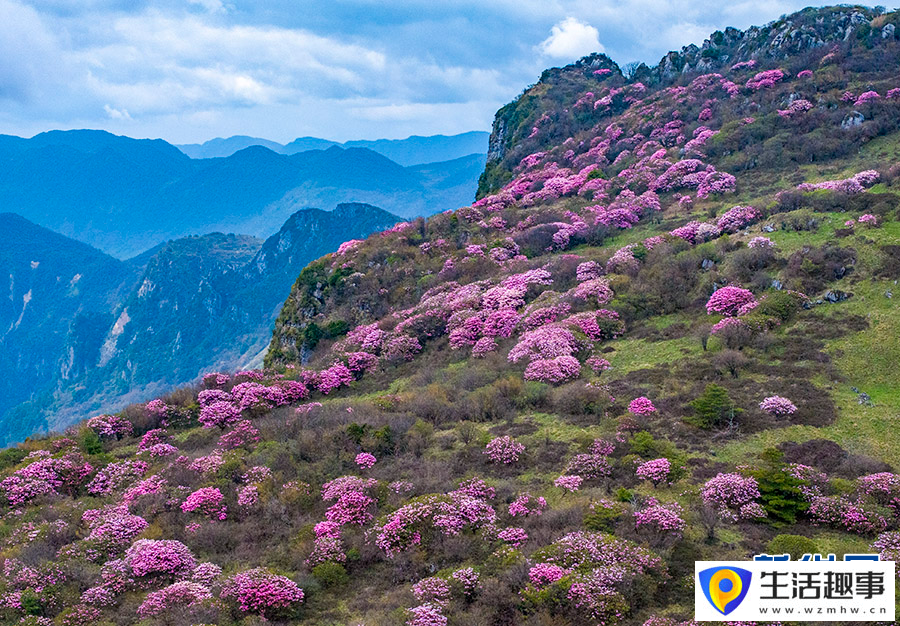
<box><xmin>0</xmin><ymin>130</ymin><xmax>486</xmax><ymax>258</ymax></box>
<box><xmin>0</xmin><ymin>204</ymin><xmax>399</xmax><ymax>445</ymax></box>
<box><xmin>176</xmin><ymin>131</ymin><xmax>489</xmax><ymax>165</ymax></box>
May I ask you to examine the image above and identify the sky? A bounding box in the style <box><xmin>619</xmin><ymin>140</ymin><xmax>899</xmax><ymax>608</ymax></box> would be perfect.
<box><xmin>1</xmin><ymin>0</ymin><xmax>821</xmax><ymax>144</ymax></box>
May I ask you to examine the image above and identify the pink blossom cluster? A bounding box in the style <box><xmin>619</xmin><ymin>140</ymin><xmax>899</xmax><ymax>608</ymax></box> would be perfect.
<box><xmin>355</xmin><ymin>452</ymin><xmax>377</xmax><ymax>469</ymax></box>
<box><xmin>635</xmin><ymin>501</ymin><xmax>686</xmax><ymax>536</ymax></box>
<box><xmin>759</xmin><ymin>396</ymin><xmax>797</xmax><ymax>416</ymax></box>
<box><xmin>628</xmin><ymin>396</ymin><xmax>657</xmax><ymax>416</ymax></box>
<box><xmin>137</xmin><ymin>428</ymin><xmax>170</xmax><ymax>451</ymax></box>
<box><xmin>199</xmin><ymin>401</ymin><xmax>241</xmax><ymax>428</ymax></box>
<box><xmin>86</xmin><ymin>414</ymin><xmax>133</xmax><ymax>440</ymax></box>
<box><xmin>498</xmin><ymin>527</ymin><xmax>528</xmax><ymax>546</ymax></box>
<box><xmin>872</xmin><ymin>532</ymin><xmax>900</xmax><ymax>571</ymax></box>
<box><xmin>747</xmin><ymin>236</ymin><xmax>774</xmax><ymax>249</ymax></box>
<box><xmin>808</xmin><ymin>496</ymin><xmax>888</xmax><ymax>534</ymax></box>
<box><xmin>181</xmin><ymin>487</ymin><xmax>227</xmax><ymax>521</ymax></box>
<box><xmin>220</xmin><ymin>568</ymin><xmax>304</xmax><ymax>615</ymax></box>
<box><xmin>412</xmin><ymin>576</ymin><xmax>451</xmax><ymax>605</ymax></box>
<box><xmin>745</xmin><ymin>69</ymin><xmax>785</xmax><ymax>90</ymax></box>
<box><xmin>635</xmin><ymin>458</ymin><xmax>671</xmax><ymax>484</ymax></box>
<box><xmin>701</xmin><ymin>473</ymin><xmax>766</xmax><ymax>522</ymax></box>
<box><xmin>125</xmin><ymin>539</ymin><xmax>196</xmax><ymax>579</ymax></box>
<box><xmin>566</xmin><ymin>453</ymin><xmax>611</xmax><ymax>481</ymax></box>
<box><xmin>374</xmin><ymin>491</ymin><xmax>496</xmax><ymax>557</ymax></box>
<box><xmin>528</xmin><ymin>562</ymin><xmax>569</xmax><ymax>587</ymax></box>
<box><xmin>406</xmin><ymin>603</ymin><xmax>447</xmax><ymax>626</ymax></box>
<box><xmin>218</xmin><ymin>420</ymin><xmax>260</xmax><ymax>450</ymax></box>
<box><xmin>484</xmin><ymin>436</ymin><xmax>526</xmax><ymax>464</ymax></box>
<box><xmin>797</xmin><ymin>169</ymin><xmax>879</xmax><ymax>194</ymax></box>
<box><xmin>450</xmin><ymin>567</ymin><xmax>480</xmax><ymax>597</ymax></box>
<box><xmin>716</xmin><ymin>205</ymin><xmax>760</xmax><ymax>233</ymax></box>
<box><xmin>87</xmin><ymin>460</ymin><xmax>149</xmax><ymax>495</ymax></box>
<box><xmin>136</xmin><ymin>581</ymin><xmax>212</xmax><ymax>617</ymax></box>
<box><xmin>777</xmin><ymin>99</ymin><xmax>813</xmax><ymax>117</ymax></box>
<box><xmin>706</xmin><ymin>286</ymin><xmax>756</xmax><ymax>316</ymax></box>
<box><xmin>554</xmin><ymin>475</ymin><xmax>583</xmax><ymax>491</ymax></box>
<box><xmin>508</xmin><ymin>492</ymin><xmax>547</xmax><ymax>516</ymax></box>
<box><xmin>523</xmin><ymin>355</ymin><xmax>582</xmax><ymax>384</ymax></box>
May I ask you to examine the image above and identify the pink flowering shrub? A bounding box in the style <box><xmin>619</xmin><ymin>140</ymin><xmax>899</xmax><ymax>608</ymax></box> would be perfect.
<box><xmin>747</xmin><ymin>236</ymin><xmax>773</xmax><ymax>248</ymax></box>
<box><xmin>508</xmin><ymin>325</ymin><xmax>580</xmax><ymax>363</ymax></box>
<box><xmin>527</xmin><ymin>531</ymin><xmax>663</xmax><ymax>623</ymax></box>
<box><xmin>86</xmin><ymin>460</ymin><xmax>148</xmax><ymax>496</ymax></box>
<box><xmin>198</xmin><ymin>401</ymin><xmax>241</xmax><ymax>429</ymax></box>
<box><xmin>528</xmin><ymin>563</ymin><xmax>569</xmax><ymax>587</ymax></box>
<box><xmin>759</xmin><ymin>396</ymin><xmax>798</xmax><ymax>416</ymax></box>
<box><xmin>87</xmin><ymin>414</ymin><xmax>133</xmax><ymax>440</ymax></box>
<box><xmin>508</xmin><ymin>492</ymin><xmax>547</xmax><ymax>516</ymax></box>
<box><xmin>373</xmin><ymin>491</ymin><xmax>497</xmax><ymax>557</ymax></box>
<box><xmin>237</xmin><ymin>485</ymin><xmax>259</xmax><ymax>509</ymax></box>
<box><xmin>634</xmin><ymin>502</ymin><xmax>686</xmax><ymax>537</ymax></box>
<box><xmin>221</xmin><ymin>568</ymin><xmax>304</xmax><ymax>617</ymax></box>
<box><xmin>572</xmin><ymin>278</ymin><xmax>614</xmax><ymax>305</ymax></box>
<box><xmin>497</xmin><ymin>527</ymin><xmax>528</xmax><ymax>547</ymax></box>
<box><xmin>706</xmin><ymin>286</ymin><xmax>756</xmax><ymax>316</ymax></box>
<box><xmin>218</xmin><ymin>420</ymin><xmax>260</xmax><ymax>450</ymax></box>
<box><xmin>872</xmin><ymin>532</ymin><xmax>900</xmax><ymax>571</ymax></box>
<box><xmin>412</xmin><ymin>576</ymin><xmax>451</xmax><ymax>605</ymax></box>
<box><xmin>406</xmin><ymin>603</ymin><xmax>447</xmax><ymax>626</ymax></box>
<box><xmin>554</xmin><ymin>475</ymin><xmax>583</xmax><ymax>491</ymax></box>
<box><xmin>484</xmin><ymin>436</ymin><xmax>525</xmax><ymax>464</ymax></box>
<box><xmin>523</xmin><ymin>355</ymin><xmax>582</xmax><ymax>384</ymax></box>
<box><xmin>858</xmin><ymin>213</ymin><xmax>878</xmax><ymax>226</ymax></box>
<box><xmin>125</xmin><ymin>539</ymin><xmax>196</xmax><ymax>580</ymax></box>
<box><xmin>137</xmin><ymin>581</ymin><xmax>212</xmax><ymax>617</ymax></box>
<box><xmin>137</xmin><ymin>428</ymin><xmax>169</xmax><ymax>451</ymax></box>
<box><xmin>564</xmin><ymin>310</ymin><xmax>623</xmax><ymax>341</ymax></box>
<box><xmin>317</xmin><ymin>364</ymin><xmax>355</xmax><ymax>394</ymax></box>
<box><xmin>635</xmin><ymin>458</ymin><xmax>671</xmax><ymax>484</ymax></box>
<box><xmin>745</xmin><ymin>68</ymin><xmax>785</xmax><ymax>90</ymax></box>
<box><xmin>855</xmin><ymin>90</ymin><xmax>880</xmax><ymax>106</ymax></box>
<box><xmin>450</xmin><ymin>568</ymin><xmax>480</xmax><ymax>598</ymax></box>
<box><xmin>355</xmin><ymin>452</ymin><xmax>377</xmax><ymax>469</ymax></box>
<box><xmin>808</xmin><ymin>496</ymin><xmax>888</xmax><ymax>535</ymax></box>
<box><xmin>181</xmin><ymin>487</ymin><xmax>227</xmax><ymax>521</ymax></box>
<box><xmin>716</xmin><ymin>205</ymin><xmax>759</xmax><ymax>233</ymax></box>
<box><xmin>628</xmin><ymin>396</ymin><xmax>656</xmax><ymax>416</ymax></box>
<box><xmin>701</xmin><ymin>473</ymin><xmax>766</xmax><ymax>522</ymax></box>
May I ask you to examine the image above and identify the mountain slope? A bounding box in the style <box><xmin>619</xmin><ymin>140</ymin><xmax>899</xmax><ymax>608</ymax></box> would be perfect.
<box><xmin>0</xmin><ymin>203</ymin><xmax>401</xmax><ymax>444</ymax></box>
<box><xmin>0</xmin><ymin>135</ymin><xmax>482</xmax><ymax>257</ymax></box>
<box><xmin>0</xmin><ymin>214</ymin><xmax>138</xmax><ymax>440</ymax></box>
<box><xmin>1</xmin><ymin>6</ymin><xmax>899</xmax><ymax>626</ymax></box>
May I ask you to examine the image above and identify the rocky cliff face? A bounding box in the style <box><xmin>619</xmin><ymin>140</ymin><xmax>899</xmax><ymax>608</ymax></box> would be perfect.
<box><xmin>479</xmin><ymin>5</ymin><xmax>896</xmax><ymax>194</ymax></box>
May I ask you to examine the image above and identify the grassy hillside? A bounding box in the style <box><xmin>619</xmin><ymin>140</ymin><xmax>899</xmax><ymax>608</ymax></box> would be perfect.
<box><xmin>0</xmin><ymin>5</ymin><xmax>899</xmax><ymax>626</ymax></box>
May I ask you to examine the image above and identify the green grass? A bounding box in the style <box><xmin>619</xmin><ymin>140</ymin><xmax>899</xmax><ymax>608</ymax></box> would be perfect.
<box><xmin>718</xmin><ymin>278</ymin><xmax>900</xmax><ymax>465</ymax></box>
<box><xmin>605</xmin><ymin>335</ymin><xmax>702</xmax><ymax>375</ymax></box>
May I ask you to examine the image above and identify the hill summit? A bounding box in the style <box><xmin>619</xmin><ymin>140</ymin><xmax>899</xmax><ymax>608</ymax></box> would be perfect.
<box><xmin>0</xmin><ymin>6</ymin><xmax>899</xmax><ymax>626</ymax></box>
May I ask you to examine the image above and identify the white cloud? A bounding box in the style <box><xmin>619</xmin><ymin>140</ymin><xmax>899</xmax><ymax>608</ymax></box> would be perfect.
<box><xmin>539</xmin><ymin>17</ymin><xmax>603</xmax><ymax>60</ymax></box>
<box><xmin>103</xmin><ymin>104</ymin><xmax>131</xmax><ymax>120</ymax></box>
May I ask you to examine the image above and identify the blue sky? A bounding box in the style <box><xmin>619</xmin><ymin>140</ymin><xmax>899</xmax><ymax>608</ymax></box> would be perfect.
<box><xmin>1</xmin><ymin>0</ymin><xmax>819</xmax><ymax>143</ymax></box>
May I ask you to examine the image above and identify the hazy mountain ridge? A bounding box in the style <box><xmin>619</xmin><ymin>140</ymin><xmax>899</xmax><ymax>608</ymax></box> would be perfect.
<box><xmin>0</xmin><ymin>203</ymin><xmax>400</xmax><ymax>444</ymax></box>
<box><xmin>0</xmin><ymin>132</ymin><xmax>484</xmax><ymax>258</ymax></box>
<box><xmin>177</xmin><ymin>130</ymin><xmax>489</xmax><ymax>165</ymax></box>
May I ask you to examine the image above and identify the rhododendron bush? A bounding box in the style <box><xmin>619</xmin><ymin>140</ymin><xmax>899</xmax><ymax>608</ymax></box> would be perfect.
<box><xmin>221</xmin><ymin>568</ymin><xmax>304</xmax><ymax>617</ymax></box>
